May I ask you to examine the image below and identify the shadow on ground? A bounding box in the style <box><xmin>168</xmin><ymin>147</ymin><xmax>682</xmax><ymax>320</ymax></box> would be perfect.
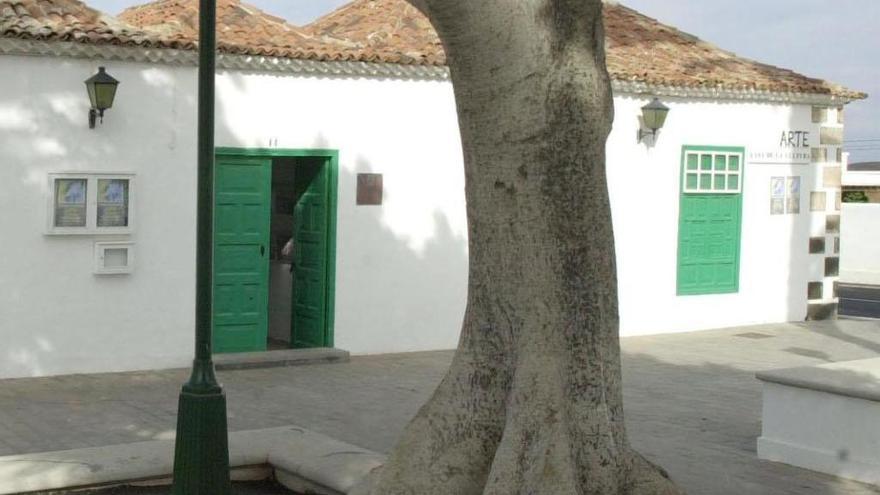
<box><xmin>622</xmin><ymin>321</ymin><xmax>880</xmax><ymax>495</ymax></box>
<box><xmin>2</xmin><ymin>321</ymin><xmax>880</xmax><ymax>495</ymax></box>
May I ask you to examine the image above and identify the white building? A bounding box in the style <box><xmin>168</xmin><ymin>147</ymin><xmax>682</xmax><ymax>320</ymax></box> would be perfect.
<box><xmin>839</xmin><ymin>157</ymin><xmax>880</xmax><ymax>318</ymax></box>
<box><xmin>0</xmin><ymin>0</ymin><xmax>867</xmax><ymax>378</ymax></box>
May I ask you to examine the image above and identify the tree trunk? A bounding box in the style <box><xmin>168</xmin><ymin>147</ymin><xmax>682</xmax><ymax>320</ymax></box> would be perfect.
<box><xmin>364</xmin><ymin>1</ymin><xmax>683</xmax><ymax>493</ymax></box>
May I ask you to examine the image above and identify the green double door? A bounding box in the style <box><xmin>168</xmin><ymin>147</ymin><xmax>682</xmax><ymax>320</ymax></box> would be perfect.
<box><xmin>290</xmin><ymin>160</ymin><xmax>332</xmax><ymax>349</ymax></box>
<box><xmin>212</xmin><ymin>153</ymin><xmax>334</xmax><ymax>353</ymax></box>
<box><xmin>677</xmin><ymin>194</ymin><xmax>742</xmax><ymax>295</ymax></box>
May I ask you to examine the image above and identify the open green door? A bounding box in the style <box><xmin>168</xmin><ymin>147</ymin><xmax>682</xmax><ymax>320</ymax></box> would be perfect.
<box><xmin>291</xmin><ymin>159</ymin><xmax>332</xmax><ymax>348</ymax></box>
<box><xmin>212</xmin><ymin>155</ymin><xmax>271</xmax><ymax>353</ymax></box>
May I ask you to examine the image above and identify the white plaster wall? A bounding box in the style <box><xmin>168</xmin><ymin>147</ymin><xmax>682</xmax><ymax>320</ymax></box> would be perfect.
<box><xmin>0</xmin><ymin>58</ymin><xmax>470</xmax><ymax>378</ymax></box>
<box><xmin>843</xmin><ymin>156</ymin><xmax>880</xmax><ymax>187</ymax></box>
<box><xmin>842</xmin><ymin>171</ymin><xmax>880</xmax><ymax>188</ymax></box>
<box><xmin>0</xmin><ymin>55</ymin><xmax>199</xmax><ymax>378</ymax></box>
<box><xmin>840</xmin><ymin>203</ymin><xmax>880</xmax><ymax>285</ymax></box>
<box><xmin>213</xmin><ymin>71</ymin><xmax>469</xmax><ymax>355</ymax></box>
<box><xmin>1</xmin><ymin>53</ymin><xmax>832</xmax><ymax>377</ymax></box>
<box><xmin>607</xmin><ymin>96</ymin><xmax>820</xmax><ymax>335</ymax></box>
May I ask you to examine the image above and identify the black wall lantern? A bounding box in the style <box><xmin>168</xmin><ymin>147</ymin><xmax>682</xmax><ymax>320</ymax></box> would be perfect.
<box><xmin>638</xmin><ymin>97</ymin><xmax>670</xmax><ymax>143</ymax></box>
<box><xmin>85</xmin><ymin>67</ymin><xmax>120</xmax><ymax>129</ymax></box>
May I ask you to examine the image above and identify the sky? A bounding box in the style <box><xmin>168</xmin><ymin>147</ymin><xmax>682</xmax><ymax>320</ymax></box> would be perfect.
<box><xmin>89</xmin><ymin>0</ymin><xmax>880</xmax><ymax>163</ymax></box>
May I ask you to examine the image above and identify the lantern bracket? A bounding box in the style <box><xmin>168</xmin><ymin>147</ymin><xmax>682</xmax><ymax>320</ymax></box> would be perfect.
<box><xmin>88</xmin><ymin>109</ymin><xmax>103</xmax><ymax>129</ymax></box>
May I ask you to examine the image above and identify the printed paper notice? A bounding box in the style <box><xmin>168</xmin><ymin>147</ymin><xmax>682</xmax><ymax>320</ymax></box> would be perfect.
<box><xmin>97</xmin><ymin>179</ymin><xmax>129</xmax><ymax>228</ymax></box>
<box><xmin>54</xmin><ymin>179</ymin><xmax>87</xmax><ymax>227</ymax></box>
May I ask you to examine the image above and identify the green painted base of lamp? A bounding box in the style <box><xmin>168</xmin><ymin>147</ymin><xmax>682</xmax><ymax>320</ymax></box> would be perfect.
<box><xmin>172</xmin><ymin>359</ymin><xmax>231</xmax><ymax>495</ymax></box>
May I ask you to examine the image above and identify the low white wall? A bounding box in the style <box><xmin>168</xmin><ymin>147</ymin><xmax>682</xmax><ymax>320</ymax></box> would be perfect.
<box><xmin>757</xmin><ymin>359</ymin><xmax>880</xmax><ymax>486</ymax></box>
<box><xmin>759</xmin><ymin>383</ymin><xmax>880</xmax><ymax>486</ymax></box>
<box><xmin>840</xmin><ymin>203</ymin><xmax>880</xmax><ymax>285</ymax></box>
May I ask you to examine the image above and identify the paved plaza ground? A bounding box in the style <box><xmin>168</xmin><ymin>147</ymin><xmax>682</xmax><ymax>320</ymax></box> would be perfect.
<box><xmin>2</xmin><ymin>320</ymin><xmax>880</xmax><ymax>494</ymax></box>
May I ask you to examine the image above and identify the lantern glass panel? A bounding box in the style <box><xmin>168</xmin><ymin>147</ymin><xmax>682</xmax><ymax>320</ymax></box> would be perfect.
<box><xmin>644</xmin><ymin>107</ymin><xmax>669</xmax><ymax>130</ymax></box>
<box><xmin>94</xmin><ymin>83</ymin><xmax>118</xmax><ymax>111</ymax></box>
<box><xmin>84</xmin><ymin>67</ymin><xmax>119</xmax><ymax>111</ymax></box>
<box><xmin>87</xmin><ymin>84</ymin><xmax>98</xmax><ymax>109</ymax></box>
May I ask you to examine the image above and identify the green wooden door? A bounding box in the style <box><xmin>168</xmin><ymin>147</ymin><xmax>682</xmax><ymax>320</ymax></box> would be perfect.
<box><xmin>677</xmin><ymin>195</ymin><xmax>742</xmax><ymax>294</ymax></box>
<box><xmin>677</xmin><ymin>147</ymin><xmax>744</xmax><ymax>295</ymax></box>
<box><xmin>291</xmin><ymin>159</ymin><xmax>330</xmax><ymax>348</ymax></box>
<box><xmin>213</xmin><ymin>156</ymin><xmax>271</xmax><ymax>353</ymax></box>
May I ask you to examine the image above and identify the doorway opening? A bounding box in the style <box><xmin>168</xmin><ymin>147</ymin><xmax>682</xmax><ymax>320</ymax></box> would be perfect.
<box><xmin>213</xmin><ymin>149</ymin><xmax>338</xmax><ymax>354</ymax></box>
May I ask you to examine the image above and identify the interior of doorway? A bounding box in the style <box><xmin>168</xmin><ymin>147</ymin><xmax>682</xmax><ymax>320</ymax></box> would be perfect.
<box><xmin>268</xmin><ymin>157</ymin><xmax>296</xmax><ymax>350</ymax></box>
<box><xmin>267</xmin><ymin>155</ymin><xmax>332</xmax><ymax>351</ymax></box>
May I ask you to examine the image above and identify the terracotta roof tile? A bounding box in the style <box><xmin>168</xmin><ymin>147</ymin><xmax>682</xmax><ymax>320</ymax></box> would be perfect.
<box><xmin>0</xmin><ymin>0</ymin><xmax>173</xmax><ymax>47</ymax></box>
<box><xmin>602</xmin><ymin>3</ymin><xmax>864</xmax><ymax>99</ymax></box>
<box><xmin>119</xmin><ymin>0</ymin><xmax>377</xmax><ymax>61</ymax></box>
<box><xmin>305</xmin><ymin>0</ymin><xmax>866</xmax><ymax>100</ymax></box>
<box><xmin>0</xmin><ymin>0</ymin><xmax>866</xmax><ymax>100</ymax></box>
<box><xmin>120</xmin><ymin>0</ymin><xmax>307</xmax><ymax>45</ymax></box>
<box><xmin>304</xmin><ymin>0</ymin><xmax>444</xmax><ymax>66</ymax></box>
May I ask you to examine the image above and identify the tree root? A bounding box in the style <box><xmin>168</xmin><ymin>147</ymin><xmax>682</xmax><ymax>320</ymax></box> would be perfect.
<box><xmin>622</xmin><ymin>452</ymin><xmax>685</xmax><ymax>495</ymax></box>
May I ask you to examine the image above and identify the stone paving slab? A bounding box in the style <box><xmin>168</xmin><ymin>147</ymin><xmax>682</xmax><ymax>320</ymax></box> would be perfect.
<box><xmin>1</xmin><ymin>320</ymin><xmax>880</xmax><ymax>494</ymax></box>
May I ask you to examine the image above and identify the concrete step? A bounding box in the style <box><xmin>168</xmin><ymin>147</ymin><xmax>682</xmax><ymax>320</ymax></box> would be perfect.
<box><xmin>215</xmin><ymin>348</ymin><xmax>349</xmax><ymax>371</ymax></box>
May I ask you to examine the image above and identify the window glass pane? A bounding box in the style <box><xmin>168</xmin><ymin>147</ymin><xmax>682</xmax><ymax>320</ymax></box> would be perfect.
<box><xmin>54</xmin><ymin>179</ymin><xmax>87</xmax><ymax>227</ymax></box>
<box><xmin>715</xmin><ymin>155</ymin><xmax>727</xmax><ymax>171</ymax></box>
<box><xmin>97</xmin><ymin>179</ymin><xmax>129</xmax><ymax>228</ymax></box>
<box><xmin>686</xmin><ymin>173</ymin><xmax>698</xmax><ymax>190</ymax></box>
<box><xmin>714</xmin><ymin>175</ymin><xmax>726</xmax><ymax>190</ymax></box>
<box><xmin>729</xmin><ymin>155</ymin><xmax>740</xmax><ymax>171</ymax></box>
<box><xmin>728</xmin><ymin>175</ymin><xmax>739</xmax><ymax>191</ymax></box>
<box><xmin>687</xmin><ymin>154</ymin><xmax>698</xmax><ymax>170</ymax></box>
<box><xmin>700</xmin><ymin>155</ymin><xmax>713</xmax><ymax>171</ymax></box>
<box><xmin>700</xmin><ymin>174</ymin><xmax>712</xmax><ymax>190</ymax></box>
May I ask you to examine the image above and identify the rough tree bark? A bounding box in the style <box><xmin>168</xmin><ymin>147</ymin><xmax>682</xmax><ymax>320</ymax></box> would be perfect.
<box><xmin>362</xmin><ymin>1</ymin><xmax>683</xmax><ymax>493</ymax></box>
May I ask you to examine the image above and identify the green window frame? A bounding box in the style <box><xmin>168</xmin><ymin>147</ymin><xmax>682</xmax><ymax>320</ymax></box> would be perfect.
<box><xmin>677</xmin><ymin>146</ymin><xmax>745</xmax><ymax>296</ymax></box>
<box><xmin>682</xmin><ymin>150</ymin><xmax>743</xmax><ymax>194</ymax></box>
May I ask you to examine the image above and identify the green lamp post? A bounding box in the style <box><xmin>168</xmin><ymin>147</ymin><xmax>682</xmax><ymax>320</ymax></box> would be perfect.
<box><xmin>171</xmin><ymin>0</ymin><xmax>231</xmax><ymax>493</ymax></box>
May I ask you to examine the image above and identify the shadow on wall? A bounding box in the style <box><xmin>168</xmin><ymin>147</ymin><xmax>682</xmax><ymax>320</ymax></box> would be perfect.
<box><xmin>0</xmin><ymin>59</ymin><xmax>200</xmax><ymax>378</ymax></box>
<box><xmin>3</xmin><ymin>61</ymin><xmax>826</xmax><ymax>374</ymax></box>
<box><xmin>743</xmin><ymin>103</ymin><xmax>812</xmax><ymax>325</ymax></box>
<box><xmin>335</xmin><ymin>163</ymin><xmax>468</xmax><ymax>352</ymax></box>
<box><xmin>2</xmin><ymin>58</ymin><xmax>469</xmax><ymax>375</ymax></box>
<box><xmin>213</xmin><ymin>71</ymin><xmax>470</xmax><ymax>353</ymax></box>
<box><xmin>783</xmin><ymin>105</ymin><xmax>807</xmax><ymax>323</ymax></box>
